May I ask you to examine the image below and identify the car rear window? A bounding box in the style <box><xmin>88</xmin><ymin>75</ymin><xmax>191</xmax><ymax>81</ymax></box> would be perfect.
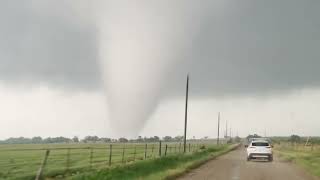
<box><xmin>252</xmin><ymin>142</ymin><xmax>269</xmax><ymax>146</ymax></box>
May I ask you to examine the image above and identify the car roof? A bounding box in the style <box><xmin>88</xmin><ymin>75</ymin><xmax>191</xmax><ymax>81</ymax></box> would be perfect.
<box><xmin>249</xmin><ymin>138</ymin><xmax>270</xmax><ymax>141</ymax></box>
<box><xmin>251</xmin><ymin>140</ymin><xmax>269</xmax><ymax>143</ymax></box>
<box><xmin>250</xmin><ymin>137</ymin><xmax>269</xmax><ymax>140</ymax></box>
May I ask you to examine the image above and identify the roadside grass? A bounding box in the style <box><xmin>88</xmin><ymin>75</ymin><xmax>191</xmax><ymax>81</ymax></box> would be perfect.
<box><xmin>0</xmin><ymin>142</ymin><xmax>223</xmax><ymax>179</ymax></box>
<box><xmin>69</xmin><ymin>144</ymin><xmax>237</xmax><ymax>180</ymax></box>
<box><xmin>275</xmin><ymin>146</ymin><xmax>320</xmax><ymax>177</ymax></box>
<box><xmin>0</xmin><ymin>143</ymin><xmax>183</xmax><ymax>180</ymax></box>
<box><xmin>0</xmin><ymin>143</ymin><xmax>127</xmax><ymax>180</ymax></box>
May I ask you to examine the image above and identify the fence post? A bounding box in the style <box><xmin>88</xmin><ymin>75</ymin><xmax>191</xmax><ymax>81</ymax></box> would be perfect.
<box><xmin>35</xmin><ymin>149</ymin><xmax>50</xmax><ymax>180</ymax></box>
<box><xmin>122</xmin><ymin>145</ymin><xmax>125</xmax><ymax>164</ymax></box>
<box><xmin>134</xmin><ymin>146</ymin><xmax>137</xmax><ymax>161</ymax></box>
<box><xmin>109</xmin><ymin>144</ymin><xmax>112</xmax><ymax>166</ymax></box>
<box><xmin>90</xmin><ymin>148</ymin><xmax>93</xmax><ymax>168</ymax></box>
<box><xmin>66</xmin><ymin>148</ymin><xmax>71</xmax><ymax>172</ymax></box>
<box><xmin>165</xmin><ymin>144</ymin><xmax>168</xmax><ymax>156</ymax></box>
<box><xmin>144</xmin><ymin>144</ymin><xmax>148</xmax><ymax>159</ymax></box>
<box><xmin>151</xmin><ymin>144</ymin><xmax>154</xmax><ymax>158</ymax></box>
<box><xmin>159</xmin><ymin>141</ymin><xmax>162</xmax><ymax>157</ymax></box>
<box><xmin>175</xmin><ymin>144</ymin><xmax>178</xmax><ymax>153</ymax></box>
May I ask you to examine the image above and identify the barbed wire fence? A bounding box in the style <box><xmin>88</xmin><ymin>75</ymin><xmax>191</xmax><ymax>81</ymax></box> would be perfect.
<box><xmin>0</xmin><ymin>140</ymin><xmax>225</xmax><ymax>179</ymax></box>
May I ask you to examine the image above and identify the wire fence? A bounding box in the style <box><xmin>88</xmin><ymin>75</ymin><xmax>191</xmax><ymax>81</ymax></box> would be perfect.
<box><xmin>275</xmin><ymin>142</ymin><xmax>320</xmax><ymax>152</ymax></box>
<box><xmin>0</xmin><ymin>141</ymin><xmax>221</xmax><ymax>179</ymax></box>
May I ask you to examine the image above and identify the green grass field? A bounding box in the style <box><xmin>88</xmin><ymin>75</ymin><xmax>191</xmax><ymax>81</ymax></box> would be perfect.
<box><xmin>0</xmin><ymin>142</ymin><xmax>216</xmax><ymax>180</ymax></box>
<box><xmin>68</xmin><ymin>144</ymin><xmax>235</xmax><ymax>180</ymax></box>
<box><xmin>276</xmin><ymin>144</ymin><xmax>320</xmax><ymax>177</ymax></box>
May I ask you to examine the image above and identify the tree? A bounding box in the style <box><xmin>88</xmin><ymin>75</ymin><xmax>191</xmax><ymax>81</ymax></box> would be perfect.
<box><xmin>174</xmin><ymin>136</ymin><xmax>184</xmax><ymax>141</ymax></box>
<box><xmin>153</xmin><ymin>136</ymin><xmax>160</xmax><ymax>141</ymax></box>
<box><xmin>140</xmin><ymin>136</ymin><xmax>161</xmax><ymax>142</ymax></box>
<box><xmin>163</xmin><ymin>136</ymin><xmax>172</xmax><ymax>142</ymax></box>
<box><xmin>72</xmin><ymin>136</ymin><xmax>79</xmax><ymax>143</ymax></box>
<box><xmin>111</xmin><ymin>139</ymin><xmax>118</xmax><ymax>143</ymax></box>
<box><xmin>83</xmin><ymin>136</ymin><xmax>99</xmax><ymax>143</ymax></box>
<box><xmin>42</xmin><ymin>137</ymin><xmax>71</xmax><ymax>143</ymax></box>
<box><xmin>289</xmin><ymin>135</ymin><xmax>301</xmax><ymax>143</ymax></box>
<box><xmin>143</xmin><ymin>137</ymin><xmax>151</xmax><ymax>142</ymax></box>
<box><xmin>247</xmin><ymin>134</ymin><xmax>261</xmax><ymax>140</ymax></box>
<box><xmin>31</xmin><ymin>136</ymin><xmax>42</xmax><ymax>144</ymax></box>
<box><xmin>44</xmin><ymin>137</ymin><xmax>53</xmax><ymax>143</ymax></box>
<box><xmin>99</xmin><ymin>138</ymin><xmax>111</xmax><ymax>143</ymax></box>
<box><xmin>137</xmin><ymin>136</ymin><xmax>143</xmax><ymax>142</ymax></box>
<box><xmin>119</xmin><ymin>138</ymin><xmax>128</xmax><ymax>143</ymax></box>
<box><xmin>5</xmin><ymin>137</ymin><xmax>32</xmax><ymax>144</ymax></box>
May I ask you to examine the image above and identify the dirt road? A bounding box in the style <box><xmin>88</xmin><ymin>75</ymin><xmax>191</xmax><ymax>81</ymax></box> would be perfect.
<box><xmin>178</xmin><ymin>147</ymin><xmax>318</xmax><ymax>180</ymax></box>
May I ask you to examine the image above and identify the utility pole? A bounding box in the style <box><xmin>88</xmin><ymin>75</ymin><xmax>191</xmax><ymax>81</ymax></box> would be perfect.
<box><xmin>183</xmin><ymin>74</ymin><xmax>189</xmax><ymax>153</ymax></box>
<box><xmin>305</xmin><ymin>136</ymin><xmax>310</xmax><ymax>147</ymax></box>
<box><xmin>217</xmin><ymin>112</ymin><xmax>220</xmax><ymax>145</ymax></box>
<box><xmin>225</xmin><ymin>120</ymin><xmax>228</xmax><ymax>138</ymax></box>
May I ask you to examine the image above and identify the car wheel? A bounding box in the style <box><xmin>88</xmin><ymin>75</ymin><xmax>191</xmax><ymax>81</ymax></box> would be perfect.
<box><xmin>268</xmin><ymin>156</ymin><xmax>273</xmax><ymax>162</ymax></box>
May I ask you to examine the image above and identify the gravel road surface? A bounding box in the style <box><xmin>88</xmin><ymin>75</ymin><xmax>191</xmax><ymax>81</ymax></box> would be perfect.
<box><xmin>177</xmin><ymin>147</ymin><xmax>319</xmax><ymax>180</ymax></box>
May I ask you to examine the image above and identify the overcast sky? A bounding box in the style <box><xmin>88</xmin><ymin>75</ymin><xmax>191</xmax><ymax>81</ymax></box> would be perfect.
<box><xmin>0</xmin><ymin>1</ymin><xmax>319</xmax><ymax>139</ymax></box>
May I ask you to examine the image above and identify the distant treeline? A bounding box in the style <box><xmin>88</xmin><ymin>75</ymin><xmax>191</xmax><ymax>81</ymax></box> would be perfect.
<box><xmin>246</xmin><ymin>134</ymin><xmax>320</xmax><ymax>144</ymax></box>
<box><xmin>270</xmin><ymin>135</ymin><xmax>320</xmax><ymax>144</ymax></box>
<box><xmin>0</xmin><ymin>135</ymin><xmax>186</xmax><ymax>144</ymax></box>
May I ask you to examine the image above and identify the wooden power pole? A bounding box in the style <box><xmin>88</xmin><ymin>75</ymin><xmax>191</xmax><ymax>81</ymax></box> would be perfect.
<box><xmin>184</xmin><ymin>74</ymin><xmax>189</xmax><ymax>153</ymax></box>
<box><xmin>217</xmin><ymin>112</ymin><xmax>220</xmax><ymax>145</ymax></box>
<box><xmin>225</xmin><ymin>120</ymin><xmax>228</xmax><ymax>138</ymax></box>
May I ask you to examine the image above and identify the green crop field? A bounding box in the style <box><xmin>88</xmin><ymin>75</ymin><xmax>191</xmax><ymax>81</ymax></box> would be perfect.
<box><xmin>0</xmin><ymin>141</ymin><xmax>218</xmax><ymax>180</ymax></box>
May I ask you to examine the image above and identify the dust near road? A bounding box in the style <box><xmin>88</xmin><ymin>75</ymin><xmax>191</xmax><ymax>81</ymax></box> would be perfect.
<box><xmin>177</xmin><ymin>147</ymin><xmax>319</xmax><ymax>180</ymax></box>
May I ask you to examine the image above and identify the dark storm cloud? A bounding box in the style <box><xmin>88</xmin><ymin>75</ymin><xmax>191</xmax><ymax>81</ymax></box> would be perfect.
<box><xmin>0</xmin><ymin>1</ymin><xmax>320</xmax><ymax>96</ymax></box>
<box><xmin>0</xmin><ymin>1</ymin><xmax>101</xmax><ymax>90</ymax></box>
<box><xmin>169</xmin><ymin>0</ymin><xmax>320</xmax><ymax>96</ymax></box>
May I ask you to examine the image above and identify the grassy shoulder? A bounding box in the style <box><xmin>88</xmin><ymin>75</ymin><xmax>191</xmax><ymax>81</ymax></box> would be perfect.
<box><xmin>68</xmin><ymin>144</ymin><xmax>238</xmax><ymax>180</ymax></box>
<box><xmin>275</xmin><ymin>146</ymin><xmax>320</xmax><ymax>177</ymax></box>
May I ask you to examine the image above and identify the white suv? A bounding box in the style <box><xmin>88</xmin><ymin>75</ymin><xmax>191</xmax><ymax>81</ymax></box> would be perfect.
<box><xmin>246</xmin><ymin>140</ymin><xmax>273</xmax><ymax>161</ymax></box>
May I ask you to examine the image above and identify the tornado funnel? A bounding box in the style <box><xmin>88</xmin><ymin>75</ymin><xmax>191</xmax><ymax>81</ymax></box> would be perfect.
<box><xmin>97</xmin><ymin>1</ymin><xmax>222</xmax><ymax>137</ymax></box>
